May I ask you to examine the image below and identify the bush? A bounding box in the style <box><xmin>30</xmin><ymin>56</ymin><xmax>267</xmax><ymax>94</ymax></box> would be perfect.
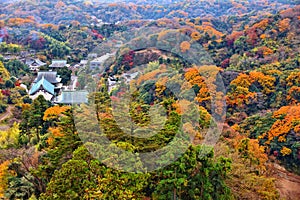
<box><xmin>23</xmin><ymin>96</ymin><xmax>32</xmax><ymax>104</ymax></box>
<box><xmin>0</xmin><ymin>103</ymin><xmax>7</xmax><ymax>113</ymax></box>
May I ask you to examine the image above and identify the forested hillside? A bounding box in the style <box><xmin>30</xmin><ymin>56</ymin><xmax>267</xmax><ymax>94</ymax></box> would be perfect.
<box><xmin>0</xmin><ymin>0</ymin><xmax>299</xmax><ymax>199</ymax></box>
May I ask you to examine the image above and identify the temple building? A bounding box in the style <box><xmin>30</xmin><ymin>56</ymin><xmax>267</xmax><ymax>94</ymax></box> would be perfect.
<box><xmin>54</xmin><ymin>90</ymin><xmax>89</xmax><ymax>105</ymax></box>
<box><xmin>49</xmin><ymin>60</ymin><xmax>69</xmax><ymax>69</ymax></box>
<box><xmin>29</xmin><ymin>71</ymin><xmax>63</xmax><ymax>101</ymax></box>
<box><xmin>25</xmin><ymin>58</ymin><xmax>46</xmax><ymax>72</ymax></box>
<box><xmin>29</xmin><ymin>76</ymin><xmax>55</xmax><ymax>101</ymax></box>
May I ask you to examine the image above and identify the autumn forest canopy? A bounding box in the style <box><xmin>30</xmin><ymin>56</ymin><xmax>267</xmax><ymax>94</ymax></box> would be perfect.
<box><xmin>0</xmin><ymin>0</ymin><xmax>299</xmax><ymax>199</ymax></box>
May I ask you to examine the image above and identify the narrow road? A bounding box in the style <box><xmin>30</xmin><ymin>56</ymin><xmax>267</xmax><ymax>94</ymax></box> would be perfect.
<box><xmin>67</xmin><ymin>75</ymin><xmax>78</xmax><ymax>91</ymax></box>
<box><xmin>0</xmin><ymin>105</ymin><xmax>13</xmax><ymax>122</ymax></box>
<box><xmin>0</xmin><ymin>105</ymin><xmax>13</xmax><ymax>131</ymax></box>
<box><xmin>71</xmin><ymin>76</ymin><xmax>78</xmax><ymax>90</ymax></box>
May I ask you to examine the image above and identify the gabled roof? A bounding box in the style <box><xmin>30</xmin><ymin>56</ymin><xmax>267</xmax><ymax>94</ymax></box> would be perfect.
<box><xmin>34</xmin><ymin>71</ymin><xmax>59</xmax><ymax>84</ymax></box>
<box><xmin>34</xmin><ymin>59</ymin><xmax>46</xmax><ymax>66</ymax></box>
<box><xmin>26</xmin><ymin>58</ymin><xmax>46</xmax><ymax>66</ymax></box>
<box><xmin>55</xmin><ymin>90</ymin><xmax>89</xmax><ymax>104</ymax></box>
<box><xmin>29</xmin><ymin>76</ymin><xmax>55</xmax><ymax>95</ymax></box>
<box><xmin>49</xmin><ymin>60</ymin><xmax>67</xmax><ymax>68</ymax></box>
<box><xmin>25</xmin><ymin>58</ymin><xmax>34</xmax><ymax>65</ymax></box>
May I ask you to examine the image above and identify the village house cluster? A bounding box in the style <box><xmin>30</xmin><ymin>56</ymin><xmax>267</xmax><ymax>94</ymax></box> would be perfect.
<box><xmin>2</xmin><ymin>47</ymin><xmax>118</xmax><ymax>105</ymax></box>
<box><xmin>0</xmin><ymin>50</ymin><xmax>109</xmax><ymax>105</ymax></box>
<box><xmin>27</xmin><ymin>59</ymin><xmax>89</xmax><ymax>105</ymax></box>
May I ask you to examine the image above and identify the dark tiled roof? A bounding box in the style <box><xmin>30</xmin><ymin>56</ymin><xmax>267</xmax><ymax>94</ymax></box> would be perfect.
<box><xmin>26</xmin><ymin>58</ymin><xmax>46</xmax><ymax>66</ymax></box>
<box><xmin>35</xmin><ymin>59</ymin><xmax>46</xmax><ymax>66</ymax></box>
<box><xmin>34</xmin><ymin>71</ymin><xmax>59</xmax><ymax>84</ymax></box>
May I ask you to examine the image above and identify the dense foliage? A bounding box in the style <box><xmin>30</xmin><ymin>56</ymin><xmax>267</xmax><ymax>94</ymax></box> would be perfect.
<box><xmin>0</xmin><ymin>0</ymin><xmax>299</xmax><ymax>199</ymax></box>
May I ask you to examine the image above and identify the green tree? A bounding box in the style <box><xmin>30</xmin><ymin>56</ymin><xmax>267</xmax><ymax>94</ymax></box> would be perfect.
<box><xmin>5</xmin><ymin>174</ymin><xmax>35</xmax><ymax>200</ymax></box>
<box><xmin>19</xmin><ymin>96</ymin><xmax>50</xmax><ymax>144</ymax></box>
<box><xmin>87</xmin><ymin>167</ymin><xmax>150</xmax><ymax>200</ymax></box>
<box><xmin>34</xmin><ymin>108</ymin><xmax>81</xmax><ymax>187</ymax></box>
<box><xmin>5</xmin><ymin>80</ymin><xmax>14</xmax><ymax>89</ymax></box>
<box><xmin>152</xmin><ymin>145</ymin><xmax>232</xmax><ymax>200</ymax></box>
<box><xmin>57</xmin><ymin>66</ymin><xmax>72</xmax><ymax>85</ymax></box>
<box><xmin>5</xmin><ymin>59</ymin><xmax>29</xmax><ymax>77</ymax></box>
<box><xmin>40</xmin><ymin>147</ymin><xmax>99</xmax><ymax>200</ymax></box>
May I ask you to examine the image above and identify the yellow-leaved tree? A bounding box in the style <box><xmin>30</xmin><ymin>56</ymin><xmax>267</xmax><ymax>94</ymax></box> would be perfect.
<box><xmin>0</xmin><ymin>123</ymin><xmax>20</xmax><ymax>149</ymax></box>
<box><xmin>0</xmin><ymin>61</ymin><xmax>10</xmax><ymax>80</ymax></box>
<box><xmin>0</xmin><ymin>160</ymin><xmax>15</xmax><ymax>198</ymax></box>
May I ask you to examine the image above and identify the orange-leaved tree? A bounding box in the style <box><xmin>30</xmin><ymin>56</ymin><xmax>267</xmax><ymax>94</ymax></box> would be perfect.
<box><xmin>0</xmin><ymin>160</ymin><xmax>15</xmax><ymax>198</ymax></box>
<box><xmin>226</xmin><ymin>71</ymin><xmax>275</xmax><ymax>110</ymax></box>
<box><xmin>180</xmin><ymin>41</ymin><xmax>191</xmax><ymax>53</ymax></box>
<box><xmin>265</xmin><ymin>105</ymin><xmax>300</xmax><ymax>143</ymax></box>
<box><xmin>258</xmin><ymin>105</ymin><xmax>300</xmax><ymax>173</ymax></box>
<box><xmin>286</xmin><ymin>71</ymin><xmax>300</xmax><ymax>104</ymax></box>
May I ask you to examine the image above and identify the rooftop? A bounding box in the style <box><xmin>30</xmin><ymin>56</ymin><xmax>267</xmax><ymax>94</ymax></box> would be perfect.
<box><xmin>26</xmin><ymin>58</ymin><xmax>46</xmax><ymax>66</ymax></box>
<box><xmin>80</xmin><ymin>60</ymin><xmax>88</xmax><ymax>65</ymax></box>
<box><xmin>29</xmin><ymin>76</ymin><xmax>55</xmax><ymax>96</ymax></box>
<box><xmin>49</xmin><ymin>60</ymin><xmax>67</xmax><ymax>68</ymax></box>
<box><xmin>34</xmin><ymin>71</ymin><xmax>60</xmax><ymax>84</ymax></box>
<box><xmin>55</xmin><ymin>90</ymin><xmax>89</xmax><ymax>104</ymax></box>
<box><xmin>90</xmin><ymin>53</ymin><xmax>115</xmax><ymax>66</ymax></box>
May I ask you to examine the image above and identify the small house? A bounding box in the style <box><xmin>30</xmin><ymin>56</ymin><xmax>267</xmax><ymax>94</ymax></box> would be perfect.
<box><xmin>25</xmin><ymin>58</ymin><xmax>46</xmax><ymax>72</ymax></box>
<box><xmin>80</xmin><ymin>60</ymin><xmax>88</xmax><ymax>67</ymax></box>
<box><xmin>89</xmin><ymin>53</ymin><xmax>114</xmax><ymax>70</ymax></box>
